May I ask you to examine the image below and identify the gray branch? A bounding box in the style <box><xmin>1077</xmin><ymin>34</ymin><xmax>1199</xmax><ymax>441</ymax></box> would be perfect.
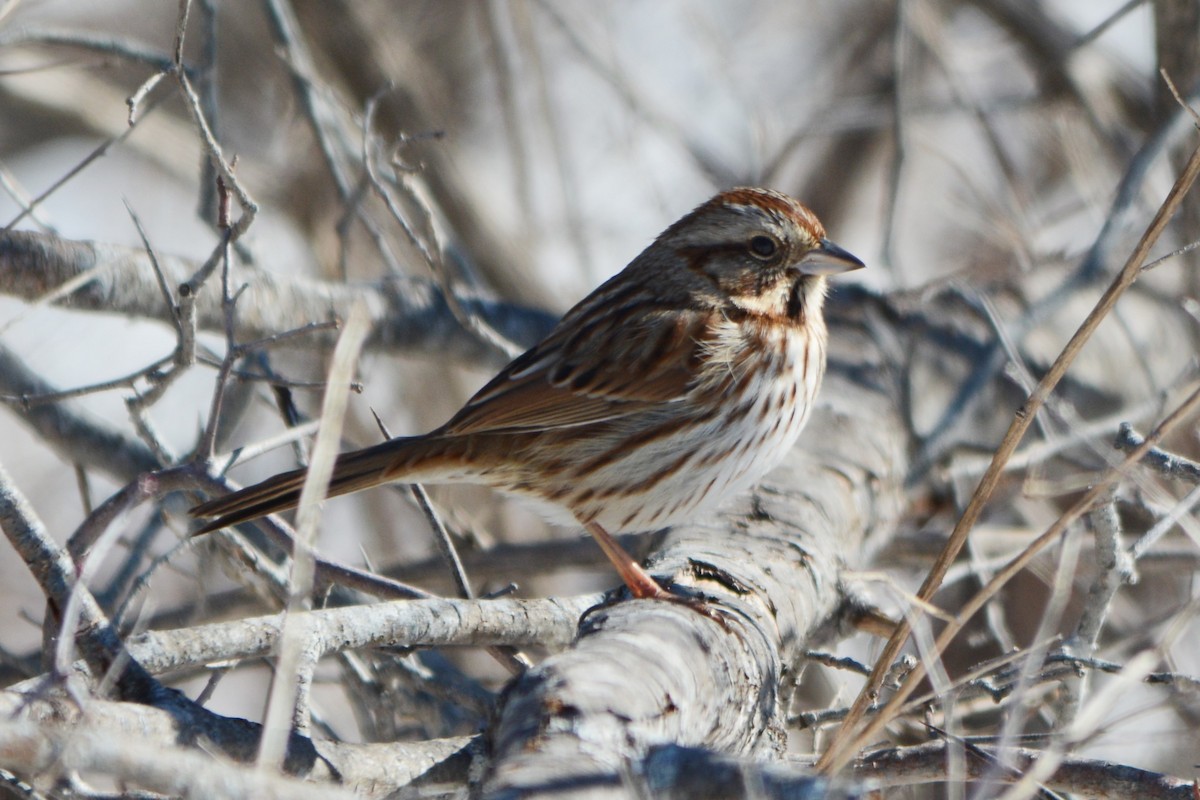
<box><xmin>0</xmin><ymin>229</ymin><xmax>557</xmax><ymax>365</ymax></box>
<box><xmin>0</xmin><ymin>342</ymin><xmax>161</xmax><ymax>480</ymax></box>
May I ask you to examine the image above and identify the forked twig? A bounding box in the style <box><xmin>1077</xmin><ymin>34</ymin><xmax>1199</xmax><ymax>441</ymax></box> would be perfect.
<box><xmin>832</xmin><ymin>382</ymin><xmax>1200</xmax><ymax>774</ymax></box>
<box><xmin>819</xmin><ymin>138</ymin><xmax>1200</xmax><ymax>774</ymax></box>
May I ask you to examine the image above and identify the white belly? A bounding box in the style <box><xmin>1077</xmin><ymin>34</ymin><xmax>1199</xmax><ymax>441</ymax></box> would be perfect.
<box><xmin>579</xmin><ymin>324</ymin><xmax>825</xmax><ymax>532</ymax></box>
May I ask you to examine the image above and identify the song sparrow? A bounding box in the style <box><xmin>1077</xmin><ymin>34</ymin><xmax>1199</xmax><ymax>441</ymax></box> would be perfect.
<box><xmin>191</xmin><ymin>188</ymin><xmax>863</xmax><ymax>599</ymax></box>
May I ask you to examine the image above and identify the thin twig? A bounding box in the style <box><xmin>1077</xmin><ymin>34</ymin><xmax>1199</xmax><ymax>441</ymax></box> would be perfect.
<box><xmin>826</xmin><ymin>381</ymin><xmax>1200</xmax><ymax>772</ymax></box>
<box><xmin>820</xmin><ymin>139</ymin><xmax>1200</xmax><ymax>774</ymax></box>
<box><xmin>258</xmin><ymin>302</ymin><xmax>370</xmax><ymax>770</ymax></box>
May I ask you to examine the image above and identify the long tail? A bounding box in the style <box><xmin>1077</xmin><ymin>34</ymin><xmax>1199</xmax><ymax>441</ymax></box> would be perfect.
<box><xmin>190</xmin><ymin>437</ymin><xmax>457</xmax><ymax>534</ymax></box>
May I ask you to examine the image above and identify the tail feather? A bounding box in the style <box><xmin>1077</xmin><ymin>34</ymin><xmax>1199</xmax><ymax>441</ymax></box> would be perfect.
<box><xmin>190</xmin><ymin>469</ymin><xmax>307</xmax><ymax>535</ymax></box>
<box><xmin>190</xmin><ymin>437</ymin><xmax>450</xmax><ymax>534</ymax></box>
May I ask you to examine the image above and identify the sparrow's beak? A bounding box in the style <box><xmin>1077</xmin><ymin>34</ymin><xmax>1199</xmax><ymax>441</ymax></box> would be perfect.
<box><xmin>798</xmin><ymin>238</ymin><xmax>865</xmax><ymax>276</ymax></box>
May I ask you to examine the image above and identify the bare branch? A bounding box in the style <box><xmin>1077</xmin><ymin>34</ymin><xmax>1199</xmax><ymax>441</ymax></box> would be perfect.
<box><xmin>0</xmin><ymin>230</ymin><xmax>556</xmax><ymax>364</ymax></box>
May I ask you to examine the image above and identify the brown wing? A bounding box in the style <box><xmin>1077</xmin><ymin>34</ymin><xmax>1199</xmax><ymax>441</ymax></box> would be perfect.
<box><xmin>440</xmin><ymin>299</ymin><xmax>710</xmax><ymax>436</ymax></box>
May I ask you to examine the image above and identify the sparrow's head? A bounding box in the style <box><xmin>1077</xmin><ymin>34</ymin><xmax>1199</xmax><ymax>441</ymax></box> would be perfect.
<box><xmin>657</xmin><ymin>187</ymin><xmax>863</xmax><ymax>320</ymax></box>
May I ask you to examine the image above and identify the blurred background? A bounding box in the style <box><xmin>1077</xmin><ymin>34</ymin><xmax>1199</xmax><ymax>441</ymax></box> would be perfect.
<box><xmin>2</xmin><ymin>0</ymin><xmax>1198</xmax><ymax>793</ymax></box>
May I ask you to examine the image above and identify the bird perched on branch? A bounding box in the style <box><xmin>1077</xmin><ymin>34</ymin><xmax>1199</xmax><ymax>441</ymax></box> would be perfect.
<box><xmin>191</xmin><ymin>188</ymin><xmax>863</xmax><ymax>599</ymax></box>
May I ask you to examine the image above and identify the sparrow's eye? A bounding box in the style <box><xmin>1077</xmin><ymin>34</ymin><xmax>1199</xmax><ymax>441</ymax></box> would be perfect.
<box><xmin>748</xmin><ymin>235</ymin><xmax>778</xmax><ymax>259</ymax></box>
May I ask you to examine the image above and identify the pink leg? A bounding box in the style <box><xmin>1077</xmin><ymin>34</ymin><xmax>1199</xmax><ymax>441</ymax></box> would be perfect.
<box><xmin>583</xmin><ymin>520</ymin><xmax>672</xmax><ymax>600</ymax></box>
